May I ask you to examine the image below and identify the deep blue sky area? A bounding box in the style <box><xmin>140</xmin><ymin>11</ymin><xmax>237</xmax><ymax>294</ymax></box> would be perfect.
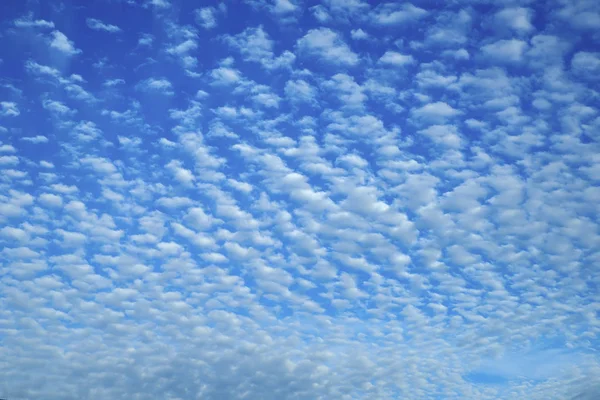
<box><xmin>0</xmin><ymin>0</ymin><xmax>599</xmax><ymax>399</ymax></box>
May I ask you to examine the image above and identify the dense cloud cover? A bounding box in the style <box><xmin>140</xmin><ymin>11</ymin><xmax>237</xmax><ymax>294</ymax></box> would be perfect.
<box><xmin>1</xmin><ymin>0</ymin><xmax>599</xmax><ymax>399</ymax></box>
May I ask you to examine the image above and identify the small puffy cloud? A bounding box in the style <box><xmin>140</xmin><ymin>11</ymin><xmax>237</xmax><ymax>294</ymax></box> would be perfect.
<box><xmin>351</xmin><ymin>28</ymin><xmax>369</xmax><ymax>40</ymax></box>
<box><xmin>147</xmin><ymin>0</ymin><xmax>170</xmax><ymax>9</ymax></box>
<box><xmin>156</xmin><ymin>196</ymin><xmax>193</xmax><ymax>209</ymax></box>
<box><xmin>159</xmin><ymin>137</ymin><xmax>177</xmax><ymax>148</ymax></box>
<box><xmin>227</xmin><ymin>26</ymin><xmax>272</xmax><ymax>63</ymax></box>
<box><xmin>136</xmin><ymin>77</ymin><xmax>174</xmax><ymax>95</ymax></box>
<box><xmin>252</xmin><ymin>92</ymin><xmax>281</xmax><ymax>108</ymax></box>
<box><xmin>526</xmin><ymin>35</ymin><xmax>572</xmax><ymax>68</ymax></box>
<box><xmin>227</xmin><ymin>26</ymin><xmax>295</xmax><ymax>70</ymax></box>
<box><xmin>0</xmin><ymin>226</ymin><xmax>29</xmax><ymax>242</ymax></box>
<box><xmin>166</xmin><ymin>160</ymin><xmax>195</xmax><ymax>186</ymax></box>
<box><xmin>322</xmin><ymin>73</ymin><xmax>366</xmax><ymax>110</ymax></box>
<box><xmin>311</xmin><ymin>5</ymin><xmax>330</xmax><ymax>22</ymax></box>
<box><xmin>210</xmin><ymin>67</ymin><xmax>241</xmax><ymax>85</ymax></box>
<box><xmin>272</xmin><ymin>0</ymin><xmax>298</xmax><ymax>15</ymax></box>
<box><xmin>297</xmin><ymin>28</ymin><xmax>359</xmax><ymax>66</ymax></box>
<box><xmin>556</xmin><ymin>3</ymin><xmax>600</xmax><ymax>31</ymax></box>
<box><xmin>81</xmin><ymin>156</ymin><xmax>117</xmax><ymax>174</ymax></box>
<box><xmin>14</xmin><ymin>14</ymin><xmax>54</xmax><ymax>29</ymax></box>
<box><xmin>42</xmin><ymin>99</ymin><xmax>75</xmax><ymax>116</ymax></box>
<box><xmin>419</xmin><ymin>124</ymin><xmax>463</xmax><ymax>148</ymax></box>
<box><xmin>481</xmin><ymin>39</ymin><xmax>528</xmax><ymax>63</ymax></box>
<box><xmin>184</xmin><ymin>207</ymin><xmax>213</xmax><ymax>230</ymax></box>
<box><xmin>21</xmin><ymin>135</ymin><xmax>49</xmax><ymax>144</ymax></box>
<box><xmin>424</xmin><ymin>9</ymin><xmax>471</xmax><ymax>48</ymax></box>
<box><xmin>166</xmin><ymin>39</ymin><xmax>197</xmax><ymax>56</ymax></box>
<box><xmin>138</xmin><ymin>33</ymin><xmax>154</xmax><ymax>47</ymax></box>
<box><xmin>0</xmin><ymin>102</ymin><xmax>19</xmax><ymax>117</ymax></box>
<box><xmin>378</xmin><ymin>51</ymin><xmax>415</xmax><ymax>66</ymax></box>
<box><xmin>0</xmin><ymin>155</ymin><xmax>19</xmax><ymax>166</ymax></box>
<box><xmin>370</xmin><ymin>3</ymin><xmax>428</xmax><ymax>26</ymax></box>
<box><xmin>322</xmin><ymin>0</ymin><xmax>370</xmax><ymax>22</ymax></box>
<box><xmin>196</xmin><ymin>7</ymin><xmax>217</xmax><ymax>29</ymax></box>
<box><xmin>104</xmin><ymin>78</ymin><xmax>125</xmax><ymax>87</ymax></box>
<box><xmin>442</xmin><ymin>48</ymin><xmax>470</xmax><ymax>60</ymax></box>
<box><xmin>571</xmin><ymin>52</ymin><xmax>600</xmax><ymax>81</ymax></box>
<box><xmin>494</xmin><ymin>7</ymin><xmax>534</xmax><ymax>34</ymax></box>
<box><xmin>38</xmin><ymin>193</ymin><xmax>63</xmax><ymax>208</ymax></box>
<box><xmin>86</xmin><ymin>18</ymin><xmax>121</xmax><ymax>33</ymax></box>
<box><xmin>0</xmin><ymin>145</ymin><xmax>16</xmax><ymax>153</ymax></box>
<box><xmin>411</xmin><ymin>101</ymin><xmax>461</xmax><ymax>123</ymax></box>
<box><xmin>49</xmin><ymin>31</ymin><xmax>81</xmax><ymax>55</ymax></box>
<box><xmin>285</xmin><ymin>79</ymin><xmax>318</xmax><ymax>105</ymax></box>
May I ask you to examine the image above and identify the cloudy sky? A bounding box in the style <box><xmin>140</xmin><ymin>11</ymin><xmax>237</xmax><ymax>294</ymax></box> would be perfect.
<box><xmin>1</xmin><ymin>0</ymin><xmax>599</xmax><ymax>399</ymax></box>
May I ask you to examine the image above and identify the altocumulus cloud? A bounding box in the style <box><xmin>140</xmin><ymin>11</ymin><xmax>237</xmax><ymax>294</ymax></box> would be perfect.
<box><xmin>0</xmin><ymin>1</ymin><xmax>599</xmax><ymax>399</ymax></box>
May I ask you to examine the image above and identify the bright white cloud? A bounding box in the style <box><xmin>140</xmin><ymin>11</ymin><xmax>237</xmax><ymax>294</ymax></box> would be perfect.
<box><xmin>571</xmin><ymin>51</ymin><xmax>600</xmax><ymax>80</ymax></box>
<box><xmin>86</xmin><ymin>18</ymin><xmax>121</xmax><ymax>33</ymax></box>
<box><xmin>370</xmin><ymin>2</ymin><xmax>428</xmax><ymax>26</ymax></box>
<box><xmin>481</xmin><ymin>39</ymin><xmax>528</xmax><ymax>63</ymax></box>
<box><xmin>297</xmin><ymin>28</ymin><xmax>359</xmax><ymax>66</ymax></box>
<box><xmin>494</xmin><ymin>7</ymin><xmax>534</xmax><ymax>34</ymax></box>
<box><xmin>49</xmin><ymin>30</ymin><xmax>81</xmax><ymax>55</ymax></box>
<box><xmin>378</xmin><ymin>50</ymin><xmax>415</xmax><ymax>66</ymax></box>
<box><xmin>196</xmin><ymin>7</ymin><xmax>217</xmax><ymax>29</ymax></box>
<box><xmin>21</xmin><ymin>135</ymin><xmax>49</xmax><ymax>143</ymax></box>
<box><xmin>0</xmin><ymin>101</ymin><xmax>20</xmax><ymax>117</ymax></box>
<box><xmin>136</xmin><ymin>77</ymin><xmax>174</xmax><ymax>95</ymax></box>
<box><xmin>14</xmin><ymin>14</ymin><xmax>54</xmax><ymax>29</ymax></box>
<box><xmin>411</xmin><ymin>101</ymin><xmax>462</xmax><ymax>122</ymax></box>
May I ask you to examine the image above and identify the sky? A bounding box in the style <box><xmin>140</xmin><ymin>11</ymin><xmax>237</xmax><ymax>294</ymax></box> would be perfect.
<box><xmin>0</xmin><ymin>0</ymin><xmax>599</xmax><ymax>399</ymax></box>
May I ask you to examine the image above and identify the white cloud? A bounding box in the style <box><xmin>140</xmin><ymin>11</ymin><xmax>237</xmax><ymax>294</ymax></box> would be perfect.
<box><xmin>351</xmin><ymin>28</ymin><xmax>369</xmax><ymax>40</ymax></box>
<box><xmin>14</xmin><ymin>14</ymin><xmax>54</xmax><ymax>29</ymax></box>
<box><xmin>136</xmin><ymin>77</ymin><xmax>174</xmax><ymax>95</ymax></box>
<box><xmin>166</xmin><ymin>160</ymin><xmax>195</xmax><ymax>186</ymax></box>
<box><xmin>210</xmin><ymin>66</ymin><xmax>241</xmax><ymax>85</ymax></box>
<box><xmin>43</xmin><ymin>99</ymin><xmax>75</xmax><ymax>115</ymax></box>
<box><xmin>166</xmin><ymin>39</ymin><xmax>197</xmax><ymax>56</ymax></box>
<box><xmin>103</xmin><ymin>78</ymin><xmax>125</xmax><ymax>87</ymax></box>
<box><xmin>310</xmin><ymin>5</ymin><xmax>330</xmax><ymax>22</ymax></box>
<box><xmin>21</xmin><ymin>135</ymin><xmax>49</xmax><ymax>144</ymax></box>
<box><xmin>272</xmin><ymin>0</ymin><xmax>298</xmax><ymax>15</ymax></box>
<box><xmin>297</xmin><ymin>28</ymin><xmax>359</xmax><ymax>66</ymax></box>
<box><xmin>38</xmin><ymin>193</ymin><xmax>63</xmax><ymax>208</ymax></box>
<box><xmin>86</xmin><ymin>18</ymin><xmax>121</xmax><ymax>33</ymax></box>
<box><xmin>0</xmin><ymin>155</ymin><xmax>19</xmax><ymax>165</ymax></box>
<box><xmin>370</xmin><ymin>3</ymin><xmax>428</xmax><ymax>26</ymax></box>
<box><xmin>138</xmin><ymin>33</ymin><xmax>154</xmax><ymax>47</ymax></box>
<box><xmin>419</xmin><ymin>124</ymin><xmax>463</xmax><ymax>148</ymax></box>
<box><xmin>556</xmin><ymin>2</ymin><xmax>600</xmax><ymax>31</ymax></box>
<box><xmin>285</xmin><ymin>79</ymin><xmax>317</xmax><ymax>105</ymax></box>
<box><xmin>481</xmin><ymin>39</ymin><xmax>528</xmax><ymax>63</ymax></box>
<box><xmin>494</xmin><ymin>7</ymin><xmax>534</xmax><ymax>34</ymax></box>
<box><xmin>49</xmin><ymin>30</ymin><xmax>81</xmax><ymax>55</ymax></box>
<box><xmin>322</xmin><ymin>73</ymin><xmax>366</xmax><ymax>110</ymax></box>
<box><xmin>378</xmin><ymin>51</ymin><xmax>415</xmax><ymax>66</ymax></box>
<box><xmin>0</xmin><ymin>144</ymin><xmax>16</xmax><ymax>153</ymax></box>
<box><xmin>226</xmin><ymin>26</ymin><xmax>295</xmax><ymax>70</ymax></box>
<box><xmin>571</xmin><ymin>52</ymin><xmax>600</xmax><ymax>80</ymax></box>
<box><xmin>147</xmin><ymin>0</ymin><xmax>170</xmax><ymax>9</ymax></box>
<box><xmin>184</xmin><ymin>207</ymin><xmax>214</xmax><ymax>231</ymax></box>
<box><xmin>411</xmin><ymin>101</ymin><xmax>461</xmax><ymax>123</ymax></box>
<box><xmin>196</xmin><ymin>7</ymin><xmax>217</xmax><ymax>29</ymax></box>
<box><xmin>0</xmin><ymin>101</ymin><xmax>19</xmax><ymax>117</ymax></box>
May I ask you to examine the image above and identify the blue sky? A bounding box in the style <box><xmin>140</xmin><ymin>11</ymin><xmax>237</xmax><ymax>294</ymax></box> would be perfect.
<box><xmin>1</xmin><ymin>0</ymin><xmax>600</xmax><ymax>399</ymax></box>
